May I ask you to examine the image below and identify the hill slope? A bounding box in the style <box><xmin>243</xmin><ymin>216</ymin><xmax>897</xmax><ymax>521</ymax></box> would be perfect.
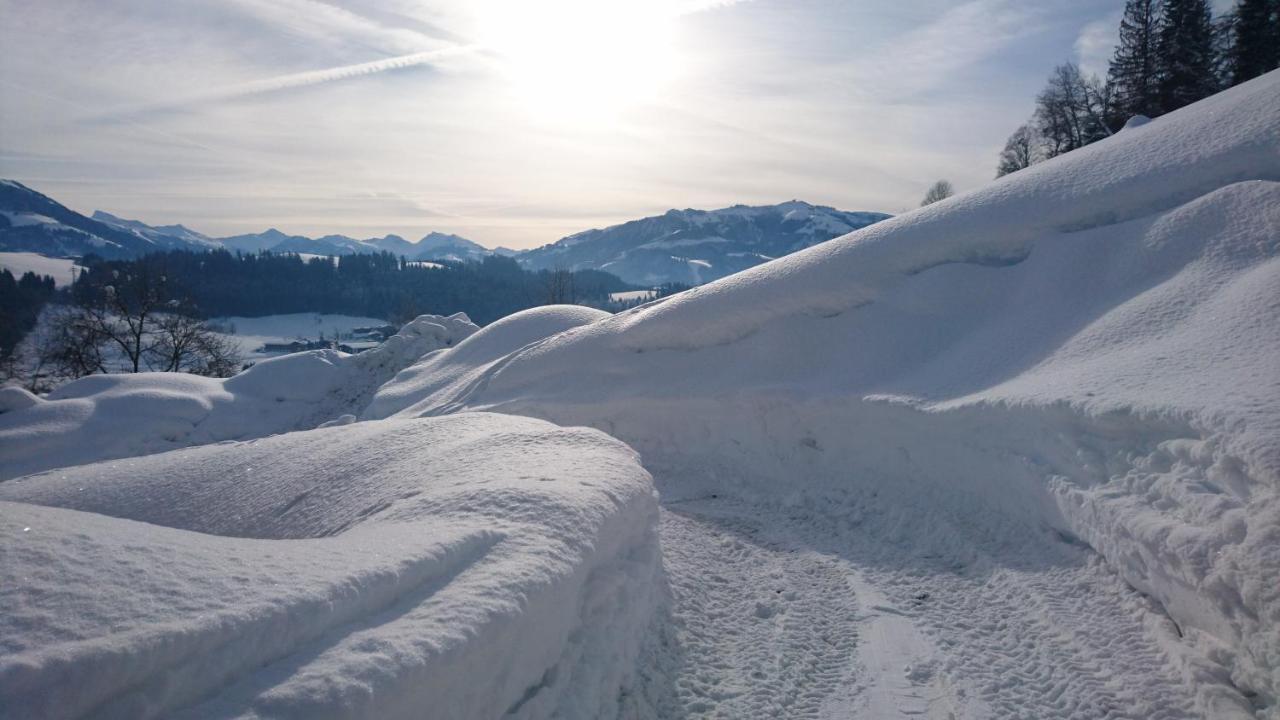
<box><xmin>0</xmin><ymin>180</ymin><xmax>199</xmax><ymax>258</ymax></box>
<box><xmin>371</xmin><ymin>71</ymin><xmax>1280</xmax><ymax>716</ymax></box>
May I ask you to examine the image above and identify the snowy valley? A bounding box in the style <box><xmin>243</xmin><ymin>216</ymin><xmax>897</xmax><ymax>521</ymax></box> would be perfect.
<box><xmin>2</xmin><ymin>68</ymin><xmax>1279</xmax><ymax>720</ymax></box>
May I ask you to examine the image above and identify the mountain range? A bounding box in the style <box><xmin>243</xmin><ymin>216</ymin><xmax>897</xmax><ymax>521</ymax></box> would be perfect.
<box><xmin>1</xmin><ymin>180</ymin><xmax>889</xmax><ymax>286</ymax></box>
<box><xmin>519</xmin><ymin>201</ymin><xmax>890</xmax><ymax>285</ymax></box>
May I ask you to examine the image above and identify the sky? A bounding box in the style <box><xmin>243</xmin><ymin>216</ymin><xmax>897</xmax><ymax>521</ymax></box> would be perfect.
<box><xmin>0</xmin><ymin>0</ymin><xmax>1185</xmax><ymax>250</ymax></box>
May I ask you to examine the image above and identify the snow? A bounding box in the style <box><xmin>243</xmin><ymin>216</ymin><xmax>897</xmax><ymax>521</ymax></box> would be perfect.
<box><xmin>0</xmin><ymin>211</ymin><xmax>58</xmax><ymax>227</ymax></box>
<box><xmin>2</xmin><ymin>72</ymin><xmax>1279</xmax><ymax>720</ymax></box>
<box><xmin>0</xmin><ymin>251</ymin><xmax>83</xmax><ymax>285</ymax></box>
<box><xmin>0</xmin><ymin>313</ymin><xmax>478</xmax><ymax>479</ymax></box>
<box><xmin>364</xmin><ymin>305</ymin><xmax>609</xmax><ymax>421</ymax></box>
<box><xmin>636</xmin><ymin>235</ymin><xmax>731</xmax><ymax>250</ymax></box>
<box><xmin>367</xmin><ymin>73</ymin><xmax>1280</xmax><ymax>716</ymax></box>
<box><xmin>609</xmin><ymin>290</ymin><xmax>655</xmax><ymax>302</ymax></box>
<box><xmin>211</xmin><ymin>312</ymin><xmax>394</xmax><ymax>358</ymax></box>
<box><xmin>0</xmin><ymin>413</ymin><xmax>661</xmax><ymax>719</ymax></box>
<box><xmin>292</xmin><ymin>252</ymin><xmax>338</xmax><ymax>264</ymax></box>
<box><xmin>0</xmin><ymin>386</ymin><xmax>41</xmax><ymax>414</ymax></box>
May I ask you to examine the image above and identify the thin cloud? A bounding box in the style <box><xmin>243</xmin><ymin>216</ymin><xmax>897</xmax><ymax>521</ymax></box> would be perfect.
<box><xmin>849</xmin><ymin>0</ymin><xmax>1044</xmax><ymax>100</ymax></box>
<box><xmin>94</xmin><ymin>45</ymin><xmax>480</xmax><ymax>121</ymax></box>
<box><xmin>1075</xmin><ymin>15</ymin><xmax>1120</xmax><ymax>79</ymax></box>
<box><xmin>226</xmin><ymin>0</ymin><xmax>444</xmax><ymax>56</ymax></box>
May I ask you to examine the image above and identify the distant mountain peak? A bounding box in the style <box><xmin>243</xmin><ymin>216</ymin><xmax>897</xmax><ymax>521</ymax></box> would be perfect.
<box><xmin>519</xmin><ymin>200</ymin><xmax>890</xmax><ymax>286</ymax></box>
<box><xmin>419</xmin><ymin>231</ymin><xmax>483</xmax><ymax>248</ymax></box>
<box><xmin>0</xmin><ymin>181</ymin><xmax>214</xmax><ymax>258</ymax></box>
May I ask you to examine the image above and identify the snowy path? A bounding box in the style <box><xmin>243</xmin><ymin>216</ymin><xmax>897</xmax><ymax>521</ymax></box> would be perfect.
<box><xmin>639</xmin><ymin>497</ymin><xmax>1219</xmax><ymax>719</ymax></box>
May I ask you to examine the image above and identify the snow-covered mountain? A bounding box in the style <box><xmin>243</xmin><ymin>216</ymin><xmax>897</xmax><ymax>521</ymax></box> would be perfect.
<box><xmin>411</xmin><ymin>231</ymin><xmax>493</xmax><ymax>263</ymax></box>
<box><xmin>91</xmin><ymin>211</ymin><xmax>219</xmax><ymax>250</ymax></box>
<box><xmin>0</xmin><ymin>180</ymin><xmax>197</xmax><ymax>258</ymax></box>
<box><xmin>192</xmin><ymin>226</ymin><xmax>494</xmax><ymax>261</ymax></box>
<box><xmin>1</xmin><ymin>186</ymin><xmax>500</xmax><ymax>262</ymax></box>
<box><xmin>518</xmin><ymin>201</ymin><xmax>890</xmax><ymax>285</ymax></box>
<box><xmin>3</xmin><ymin>183</ymin><xmax>881</xmax><ymax>280</ymax></box>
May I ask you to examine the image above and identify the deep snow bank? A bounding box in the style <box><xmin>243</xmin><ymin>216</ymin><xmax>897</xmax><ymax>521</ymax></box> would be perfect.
<box><xmin>0</xmin><ymin>413</ymin><xmax>660</xmax><ymax>720</ymax></box>
<box><xmin>0</xmin><ymin>313</ymin><xmax>478</xmax><ymax>479</ymax></box>
<box><xmin>365</xmin><ymin>304</ymin><xmax>610</xmax><ymax>420</ymax></box>
<box><xmin>374</xmin><ymin>73</ymin><xmax>1280</xmax><ymax>715</ymax></box>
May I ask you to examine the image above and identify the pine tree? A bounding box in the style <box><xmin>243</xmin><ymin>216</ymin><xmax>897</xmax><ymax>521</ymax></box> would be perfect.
<box><xmin>1108</xmin><ymin>0</ymin><xmax>1163</xmax><ymax>119</ymax></box>
<box><xmin>1228</xmin><ymin>0</ymin><xmax>1280</xmax><ymax>84</ymax></box>
<box><xmin>1156</xmin><ymin>0</ymin><xmax>1219</xmax><ymax>113</ymax></box>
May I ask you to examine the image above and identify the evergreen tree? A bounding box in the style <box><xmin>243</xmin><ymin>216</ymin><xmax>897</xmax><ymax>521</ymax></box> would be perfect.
<box><xmin>1214</xmin><ymin>8</ymin><xmax>1241</xmax><ymax>87</ymax></box>
<box><xmin>1227</xmin><ymin>0</ymin><xmax>1280</xmax><ymax>84</ymax></box>
<box><xmin>1156</xmin><ymin>0</ymin><xmax>1219</xmax><ymax>113</ymax></box>
<box><xmin>1108</xmin><ymin>0</ymin><xmax>1163</xmax><ymax>119</ymax></box>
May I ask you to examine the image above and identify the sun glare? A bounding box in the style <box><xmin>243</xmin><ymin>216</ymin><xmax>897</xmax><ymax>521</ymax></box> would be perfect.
<box><xmin>475</xmin><ymin>0</ymin><xmax>682</xmax><ymax>121</ymax></box>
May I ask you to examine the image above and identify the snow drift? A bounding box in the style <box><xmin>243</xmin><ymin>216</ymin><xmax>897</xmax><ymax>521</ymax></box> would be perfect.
<box><xmin>0</xmin><ymin>413</ymin><xmax>660</xmax><ymax>719</ymax></box>
<box><xmin>365</xmin><ymin>304</ymin><xmax>611</xmax><ymax>420</ymax></box>
<box><xmin>370</xmin><ymin>72</ymin><xmax>1280</xmax><ymax>714</ymax></box>
<box><xmin>0</xmin><ymin>313</ymin><xmax>478</xmax><ymax>479</ymax></box>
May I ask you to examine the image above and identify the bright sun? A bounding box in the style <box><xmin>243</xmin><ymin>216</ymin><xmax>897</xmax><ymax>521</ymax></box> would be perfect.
<box><xmin>475</xmin><ymin>0</ymin><xmax>681</xmax><ymax>120</ymax></box>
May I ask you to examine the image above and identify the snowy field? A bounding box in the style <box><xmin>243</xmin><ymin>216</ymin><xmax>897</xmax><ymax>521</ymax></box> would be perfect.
<box><xmin>608</xmin><ymin>290</ymin><xmax>655</xmax><ymax>303</ymax></box>
<box><xmin>0</xmin><ymin>313</ymin><xmax>479</xmax><ymax>478</ymax></box>
<box><xmin>211</xmin><ymin>313</ymin><xmax>391</xmax><ymax>359</ymax></box>
<box><xmin>1</xmin><ymin>73</ymin><xmax>1279</xmax><ymax>719</ymax></box>
<box><xmin>0</xmin><ymin>251</ymin><xmax>83</xmax><ymax>285</ymax></box>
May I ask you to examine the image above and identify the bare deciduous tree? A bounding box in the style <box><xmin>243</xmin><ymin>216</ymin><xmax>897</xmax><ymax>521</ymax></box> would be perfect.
<box><xmin>81</xmin><ymin>267</ymin><xmax>167</xmax><ymax>373</ymax></box>
<box><xmin>997</xmin><ymin>125</ymin><xmax>1038</xmax><ymax>177</ymax></box>
<box><xmin>41</xmin><ymin>304</ymin><xmax>110</xmax><ymax>380</ymax></box>
<box><xmin>1034</xmin><ymin>63</ymin><xmax>1114</xmax><ymax>159</ymax></box>
<box><xmin>150</xmin><ymin>307</ymin><xmax>242</xmax><ymax>376</ymax></box>
<box><xmin>920</xmin><ymin>180</ymin><xmax>955</xmax><ymax>207</ymax></box>
<box><xmin>36</xmin><ymin>267</ymin><xmax>243</xmax><ymax>382</ymax></box>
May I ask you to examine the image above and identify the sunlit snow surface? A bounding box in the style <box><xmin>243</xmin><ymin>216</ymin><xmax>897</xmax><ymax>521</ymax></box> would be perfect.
<box><xmin>369</xmin><ymin>72</ymin><xmax>1280</xmax><ymax>718</ymax></box>
<box><xmin>0</xmin><ymin>251</ymin><xmax>83</xmax><ymax>286</ymax></box>
<box><xmin>0</xmin><ymin>414</ymin><xmax>660</xmax><ymax>720</ymax></box>
<box><xmin>2</xmin><ymin>71</ymin><xmax>1280</xmax><ymax>719</ymax></box>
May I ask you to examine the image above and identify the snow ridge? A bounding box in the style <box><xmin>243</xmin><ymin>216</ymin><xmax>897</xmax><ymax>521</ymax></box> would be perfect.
<box><xmin>0</xmin><ymin>415</ymin><xmax>660</xmax><ymax>720</ymax></box>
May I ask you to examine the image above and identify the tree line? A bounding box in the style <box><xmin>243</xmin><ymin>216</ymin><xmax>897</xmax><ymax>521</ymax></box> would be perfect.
<box><xmin>997</xmin><ymin>0</ymin><xmax>1279</xmax><ymax>176</ymax></box>
<box><xmin>72</xmin><ymin>249</ymin><xmax>637</xmax><ymax>327</ymax></box>
<box><xmin>1</xmin><ymin>250</ymin><xmax>677</xmax><ymax>391</ymax></box>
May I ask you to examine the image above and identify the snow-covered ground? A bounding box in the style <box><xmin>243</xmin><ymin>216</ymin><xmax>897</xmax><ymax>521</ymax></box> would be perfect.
<box><xmin>211</xmin><ymin>313</ymin><xmax>393</xmax><ymax>359</ymax></box>
<box><xmin>609</xmin><ymin>290</ymin><xmax>655</xmax><ymax>303</ymax></box>
<box><xmin>366</xmin><ymin>72</ymin><xmax>1280</xmax><ymax>717</ymax></box>
<box><xmin>0</xmin><ymin>413</ymin><xmax>660</xmax><ymax>720</ymax></box>
<box><xmin>0</xmin><ymin>313</ymin><xmax>478</xmax><ymax>478</ymax></box>
<box><xmin>1</xmin><ymin>73</ymin><xmax>1278</xmax><ymax>719</ymax></box>
<box><xmin>0</xmin><ymin>251</ymin><xmax>83</xmax><ymax>285</ymax></box>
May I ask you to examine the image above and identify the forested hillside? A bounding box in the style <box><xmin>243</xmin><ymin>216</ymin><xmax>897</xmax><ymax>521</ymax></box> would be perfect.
<box><xmin>71</xmin><ymin>250</ymin><xmax>641</xmax><ymax>325</ymax></box>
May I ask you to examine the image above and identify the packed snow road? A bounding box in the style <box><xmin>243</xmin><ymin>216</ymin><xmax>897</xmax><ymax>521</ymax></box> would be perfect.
<box><xmin>639</xmin><ymin>496</ymin><xmax>1216</xmax><ymax>719</ymax></box>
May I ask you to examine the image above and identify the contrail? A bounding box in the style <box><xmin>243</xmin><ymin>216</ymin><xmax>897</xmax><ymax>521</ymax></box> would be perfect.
<box><xmin>96</xmin><ymin>45</ymin><xmax>480</xmax><ymax>121</ymax></box>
